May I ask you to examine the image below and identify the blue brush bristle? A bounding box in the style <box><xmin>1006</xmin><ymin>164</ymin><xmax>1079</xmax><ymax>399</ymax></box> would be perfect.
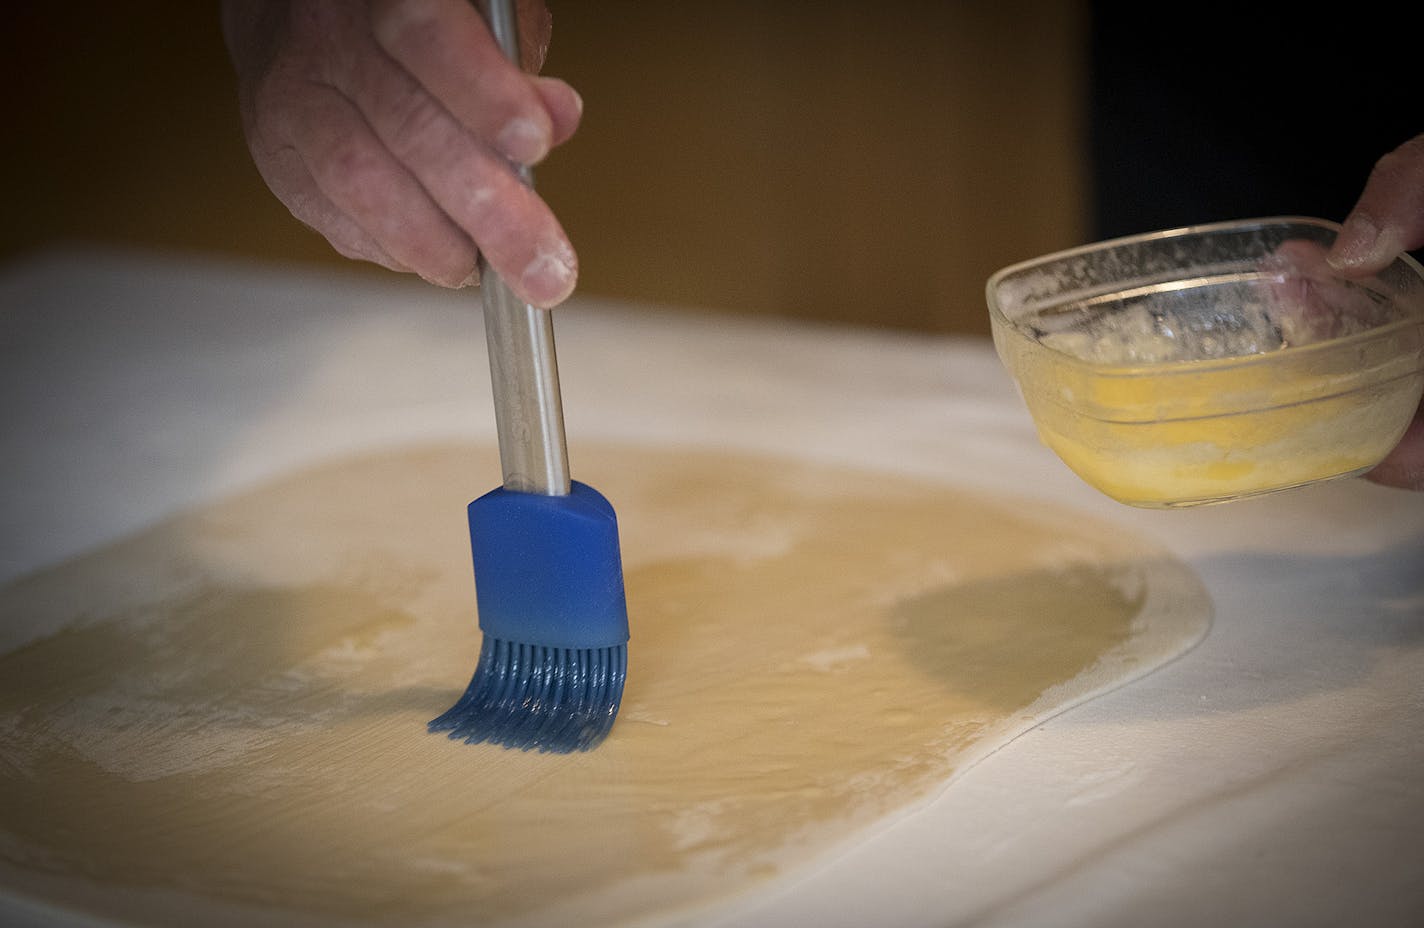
<box><xmin>433</xmin><ymin>481</ymin><xmax>630</xmax><ymax>753</ymax></box>
<box><xmin>428</xmin><ymin>636</ymin><xmax>628</xmax><ymax>753</ymax></box>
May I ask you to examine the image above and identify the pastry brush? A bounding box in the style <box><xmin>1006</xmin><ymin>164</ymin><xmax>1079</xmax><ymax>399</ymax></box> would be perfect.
<box><xmin>429</xmin><ymin>0</ymin><xmax>629</xmax><ymax>753</ymax></box>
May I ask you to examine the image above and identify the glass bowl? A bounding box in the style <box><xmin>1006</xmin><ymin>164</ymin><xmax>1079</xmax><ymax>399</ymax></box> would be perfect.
<box><xmin>986</xmin><ymin>216</ymin><xmax>1424</xmax><ymax>508</ymax></box>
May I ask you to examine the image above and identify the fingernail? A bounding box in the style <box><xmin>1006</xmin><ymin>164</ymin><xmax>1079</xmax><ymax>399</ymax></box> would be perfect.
<box><xmin>519</xmin><ymin>241</ymin><xmax>577</xmax><ymax>307</ymax></box>
<box><xmin>496</xmin><ymin>117</ymin><xmax>549</xmax><ymax>165</ymax></box>
<box><xmin>569</xmin><ymin>86</ymin><xmax>584</xmax><ymax>118</ymax></box>
<box><xmin>1328</xmin><ymin>214</ymin><xmax>1395</xmax><ymax>273</ymax></box>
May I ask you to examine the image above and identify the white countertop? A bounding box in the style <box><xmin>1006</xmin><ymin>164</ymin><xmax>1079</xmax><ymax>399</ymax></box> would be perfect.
<box><xmin>2</xmin><ymin>246</ymin><xmax>1421</xmax><ymax>928</ymax></box>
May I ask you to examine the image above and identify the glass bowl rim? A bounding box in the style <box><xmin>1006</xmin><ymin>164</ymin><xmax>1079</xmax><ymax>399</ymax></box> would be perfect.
<box><xmin>985</xmin><ymin>214</ymin><xmax>1424</xmax><ymax>377</ymax></box>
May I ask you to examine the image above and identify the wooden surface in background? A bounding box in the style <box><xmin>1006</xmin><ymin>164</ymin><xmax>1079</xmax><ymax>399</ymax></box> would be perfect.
<box><xmin>2</xmin><ymin>1</ymin><xmax>1087</xmax><ymax>335</ymax></box>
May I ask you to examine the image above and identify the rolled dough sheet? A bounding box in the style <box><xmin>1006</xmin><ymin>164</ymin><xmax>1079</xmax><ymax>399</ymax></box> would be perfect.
<box><xmin>0</xmin><ymin>443</ymin><xmax>1210</xmax><ymax>928</ymax></box>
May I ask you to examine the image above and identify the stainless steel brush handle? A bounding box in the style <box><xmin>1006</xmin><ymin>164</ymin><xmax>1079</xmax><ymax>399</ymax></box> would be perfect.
<box><xmin>477</xmin><ymin>0</ymin><xmax>571</xmax><ymax>496</ymax></box>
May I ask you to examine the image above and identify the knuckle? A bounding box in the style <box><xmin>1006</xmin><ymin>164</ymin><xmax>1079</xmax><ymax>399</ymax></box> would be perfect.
<box><xmin>371</xmin><ymin>0</ymin><xmax>440</xmax><ymax>56</ymax></box>
<box><xmin>453</xmin><ymin>162</ymin><xmax>529</xmax><ymax>227</ymax></box>
<box><xmin>1370</xmin><ymin>137</ymin><xmax>1424</xmax><ymax>188</ymax></box>
<box><xmin>322</xmin><ymin>139</ymin><xmax>387</xmax><ymax>189</ymax></box>
<box><xmin>458</xmin><ymin>182</ymin><xmax>504</xmax><ymax>227</ymax></box>
<box><xmin>388</xmin><ymin>93</ymin><xmax>453</xmax><ymax>155</ymax></box>
<box><xmin>1372</xmin><ymin>148</ymin><xmax>1408</xmax><ymax>180</ymax></box>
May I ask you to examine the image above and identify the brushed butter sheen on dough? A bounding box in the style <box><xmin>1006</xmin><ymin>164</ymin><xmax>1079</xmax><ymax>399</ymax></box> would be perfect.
<box><xmin>0</xmin><ymin>445</ymin><xmax>1211</xmax><ymax>927</ymax></box>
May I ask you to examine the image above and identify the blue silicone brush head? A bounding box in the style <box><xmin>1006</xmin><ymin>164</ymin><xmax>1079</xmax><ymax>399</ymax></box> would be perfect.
<box><xmin>428</xmin><ymin>481</ymin><xmax>630</xmax><ymax>753</ymax></box>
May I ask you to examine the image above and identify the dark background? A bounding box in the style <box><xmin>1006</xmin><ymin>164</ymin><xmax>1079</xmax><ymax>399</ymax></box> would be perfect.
<box><xmin>3</xmin><ymin>1</ymin><xmax>1418</xmax><ymax>334</ymax></box>
<box><xmin>1088</xmin><ymin>3</ymin><xmax>1420</xmax><ymax>249</ymax></box>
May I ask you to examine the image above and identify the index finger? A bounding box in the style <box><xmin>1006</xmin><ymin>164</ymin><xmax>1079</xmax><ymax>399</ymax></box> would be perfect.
<box><xmin>1328</xmin><ymin>134</ymin><xmax>1424</xmax><ymax>277</ymax></box>
<box><xmin>371</xmin><ymin>0</ymin><xmax>554</xmax><ymax>165</ymax></box>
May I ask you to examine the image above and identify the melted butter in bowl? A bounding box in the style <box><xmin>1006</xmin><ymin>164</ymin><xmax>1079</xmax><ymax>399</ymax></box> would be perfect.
<box><xmin>987</xmin><ymin>217</ymin><xmax>1424</xmax><ymax>508</ymax></box>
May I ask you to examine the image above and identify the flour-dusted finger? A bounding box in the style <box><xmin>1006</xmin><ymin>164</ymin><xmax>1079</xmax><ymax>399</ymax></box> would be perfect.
<box><xmin>1329</xmin><ymin>134</ymin><xmax>1424</xmax><ymax>276</ymax></box>
<box><xmin>371</xmin><ymin>0</ymin><xmax>554</xmax><ymax>166</ymax></box>
<box><xmin>348</xmin><ymin>48</ymin><xmax>577</xmax><ymax>306</ymax></box>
